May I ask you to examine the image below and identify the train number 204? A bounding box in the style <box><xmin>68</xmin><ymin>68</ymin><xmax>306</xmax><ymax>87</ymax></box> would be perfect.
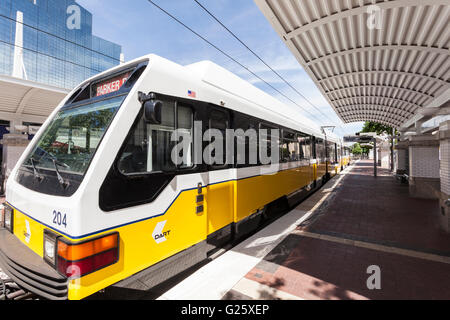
<box><xmin>52</xmin><ymin>210</ymin><xmax>67</xmax><ymax>228</ymax></box>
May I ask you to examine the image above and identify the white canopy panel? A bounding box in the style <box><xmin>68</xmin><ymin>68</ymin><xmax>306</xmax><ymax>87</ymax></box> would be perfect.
<box><xmin>255</xmin><ymin>0</ymin><xmax>450</xmax><ymax>128</ymax></box>
<box><xmin>0</xmin><ymin>75</ymin><xmax>69</xmax><ymax>124</ymax></box>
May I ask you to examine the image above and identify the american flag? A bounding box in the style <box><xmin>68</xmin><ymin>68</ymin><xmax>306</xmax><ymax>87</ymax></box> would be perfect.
<box><xmin>188</xmin><ymin>90</ymin><xmax>196</xmax><ymax>98</ymax></box>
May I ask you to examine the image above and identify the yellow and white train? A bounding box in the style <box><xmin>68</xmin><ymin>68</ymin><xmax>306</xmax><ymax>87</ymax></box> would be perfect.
<box><xmin>0</xmin><ymin>55</ymin><xmax>350</xmax><ymax>300</ymax></box>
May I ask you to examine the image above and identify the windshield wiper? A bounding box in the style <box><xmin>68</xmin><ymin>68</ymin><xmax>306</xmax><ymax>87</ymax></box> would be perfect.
<box><xmin>30</xmin><ymin>158</ymin><xmax>43</xmax><ymax>182</ymax></box>
<box><xmin>52</xmin><ymin>159</ymin><xmax>70</xmax><ymax>189</ymax></box>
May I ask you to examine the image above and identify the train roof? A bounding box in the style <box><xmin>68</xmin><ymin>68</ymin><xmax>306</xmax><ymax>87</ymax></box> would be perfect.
<box><xmin>81</xmin><ymin>54</ymin><xmax>336</xmax><ymax>140</ymax></box>
<box><xmin>185</xmin><ymin>60</ymin><xmax>326</xmax><ymax>138</ymax></box>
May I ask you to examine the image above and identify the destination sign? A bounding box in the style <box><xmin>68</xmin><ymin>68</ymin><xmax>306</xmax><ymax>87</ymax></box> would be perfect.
<box><xmin>93</xmin><ymin>72</ymin><xmax>131</xmax><ymax>97</ymax></box>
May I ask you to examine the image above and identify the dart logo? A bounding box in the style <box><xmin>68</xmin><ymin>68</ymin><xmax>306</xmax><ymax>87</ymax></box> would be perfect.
<box><xmin>152</xmin><ymin>220</ymin><xmax>171</xmax><ymax>244</ymax></box>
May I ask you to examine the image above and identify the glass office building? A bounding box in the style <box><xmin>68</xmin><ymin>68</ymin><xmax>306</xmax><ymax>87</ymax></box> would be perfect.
<box><xmin>0</xmin><ymin>0</ymin><xmax>122</xmax><ymax>89</ymax></box>
<box><xmin>0</xmin><ymin>0</ymin><xmax>122</xmax><ymax>188</ymax></box>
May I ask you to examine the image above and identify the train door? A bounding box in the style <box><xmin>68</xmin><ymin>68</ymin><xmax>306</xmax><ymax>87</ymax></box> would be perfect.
<box><xmin>205</xmin><ymin>107</ymin><xmax>234</xmax><ymax>250</ymax></box>
<box><xmin>105</xmin><ymin>97</ymin><xmax>208</xmax><ymax>264</ymax></box>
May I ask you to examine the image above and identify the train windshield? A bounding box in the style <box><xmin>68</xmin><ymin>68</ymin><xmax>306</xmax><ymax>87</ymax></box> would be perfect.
<box><xmin>22</xmin><ymin>95</ymin><xmax>125</xmax><ymax>176</ymax></box>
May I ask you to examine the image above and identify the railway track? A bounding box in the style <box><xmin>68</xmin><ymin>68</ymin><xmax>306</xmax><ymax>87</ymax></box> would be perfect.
<box><xmin>0</xmin><ymin>270</ymin><xmax>37</xmax><ymax>300</ymax></box>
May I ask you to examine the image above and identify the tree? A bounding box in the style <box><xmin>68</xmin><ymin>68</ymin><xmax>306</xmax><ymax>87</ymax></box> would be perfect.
<box><xmin>361</xmin><ymin>121</ymin><xmax>394</xmax><ymax>135</ymax></box>
<box><xmin>360</xmin><ymin>144</ymin><xmax>372</xmax><ymax>156</ymax></box>
<box><xmin>351</xmin><ymin>143</ymin><xmax>363</xmax><ymax>155</ymax></box>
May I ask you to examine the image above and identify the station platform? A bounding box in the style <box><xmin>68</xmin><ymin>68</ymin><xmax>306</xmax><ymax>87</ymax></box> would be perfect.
<box><xmin>158</xmin><ymin>160</ymin><xmax>450</xmax><ymax>300</ymax></box>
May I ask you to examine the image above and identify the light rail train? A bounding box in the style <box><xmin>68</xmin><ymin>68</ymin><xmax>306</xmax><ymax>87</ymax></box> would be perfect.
<box><xmin>0</xmin><ymin>54</ymin><xmax>351</xmax><ymax>300</ymax></box>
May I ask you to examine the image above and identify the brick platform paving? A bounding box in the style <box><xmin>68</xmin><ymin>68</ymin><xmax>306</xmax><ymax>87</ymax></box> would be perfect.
<box><xmin>306</xmin><ymin>161</ymin><xmax>450</xmax><ymax>254</ymax></box>
<box><xmin>232</xmin><ymin>161</ymin><xmax>450</xmax><ymax>300</ymax></box>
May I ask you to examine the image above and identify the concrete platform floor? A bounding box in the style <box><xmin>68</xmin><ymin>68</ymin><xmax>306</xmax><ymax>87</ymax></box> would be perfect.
<box><xmin>229</xmin><ymin>160</ymin><xmax>450</xmax><ymax>300</ymax></box>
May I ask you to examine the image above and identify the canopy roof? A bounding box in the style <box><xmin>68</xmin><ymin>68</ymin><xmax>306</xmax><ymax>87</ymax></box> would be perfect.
<box><xmin>0</xmin><ymin>75</ymin><xmax>69</xmax><ymax>125</ymax></box>
<box><xmin>255</xmin><ymin>0</ymin><xmax>450</xmax><ymax>128</ymax></box>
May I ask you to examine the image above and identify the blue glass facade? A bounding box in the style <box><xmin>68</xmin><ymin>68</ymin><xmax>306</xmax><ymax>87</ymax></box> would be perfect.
<box><xmin>0</xmin><ymin>0</ymin><xmax>122</xmax><ymax>89</ymax></box>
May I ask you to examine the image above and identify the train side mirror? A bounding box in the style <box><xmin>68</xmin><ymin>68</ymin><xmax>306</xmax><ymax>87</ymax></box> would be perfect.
<box><xmin>138</xmin><ymin>92</ymin><xmax>162</xmax><ymax>124</ymax></box>
<box><xmin>143</xmin><ymin>100</ymin><xmax>163</xmax><ymax>124</ymax></box>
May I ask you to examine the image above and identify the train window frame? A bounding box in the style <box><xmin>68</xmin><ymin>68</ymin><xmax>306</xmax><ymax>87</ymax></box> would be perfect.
<box><xmin>206</xmin><ymin>107</ymin><xmax>230</xmax><ymax>170</ymax></box>
<box><xmin>326</xmin><ymin>141</ymin><xmax>337</xmax><ymax>164</ymax></box>
<box><xmin>233</xmin><ymin>113</ymin><xmax>259</xmax><ymax>168</ymax></box>
<box><xmin>175</xmin><ymin>103</ymin><xmax>195</xmax><ymax>170</ymax></box>
<box><xmin>117</xmin><ymin>99</ymin><xmax>196</xmax><ymax>176</ymax></box>
<box><xmin>259</xmin><ymin>122</ymin><xmax>280</xmax><ymax>165</ymax></box>
<box><xmin>312</xmin><ymin>136</ymin><xmax>316</xmax><ymax>159</ymax></box>
<box><xmin>281</xmin><ymin>129</ymin><xmax>297</xmax><ymax>162</ymax></box>
<box><xmin>24</xmin><ymin>94</ymin><xmax>127</xmax><ymax>175</ymax></box>
<box><xmin>147</xmin><ymin>100</ymin><xmax>176</xmax><ymax>173</ymax></box>
<box><xmin>315</xmin><ymin>137</ymin><xmax>326</xmax><ymax>161</ymax></box>
<box><xmin>334</xmin><ymin>143</ymin><xmax>338</xmax><ymax>163</ymax></box>
<box><xmin>297</xmin><ymin>132</ymin><xmax>312</xmax><ymax>161</ymax></box>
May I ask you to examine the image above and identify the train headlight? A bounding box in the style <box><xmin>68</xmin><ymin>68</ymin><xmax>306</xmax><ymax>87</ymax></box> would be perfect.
<box><xmin>3</xmin><ymin>204</ymin><xmax>13</xmax><ymax>233</ymax></box>
<box><xmin>43</xmin><ymin>230</ymin><xmax>59</xmax><ymax>266</ymax></box>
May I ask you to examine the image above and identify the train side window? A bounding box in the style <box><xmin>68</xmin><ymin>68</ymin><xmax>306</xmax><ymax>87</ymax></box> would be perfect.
<box><xmin>298</xmin><ymin>133</ymin><xmax>311</xmax><ymax>160</ymax></box>
<box><xmin>312</xmin><ymin>137</ymin><xmax>316</xmax><ymax>159</ymax></box>
<box><xmin>326</xmin><ymin>141</ymin><xmax>336</xmax><ymax>164</ymax></box>
<box><xmin>233</xmin><ymin>114</ymin><xmax>258</xmax><ymax>167</ymax></box>
<box><xmin>207</xmin><ymin>109</ymin><xmax>229</xmax><ymax>167</ymax></box>
<box><xmin>148</xmin><ymin>102</ymin><xmax>176</xmax><ymax>172</ymax></box>
<box><xmin>281</xmin><ymin>130</ymin><xmax>297</xmax><ymax>162</ymax></box>
<box><xmin>316</xmin><ymin>138</ymin><xmax>325</xmax><ymax>161</ymax></box>
<box><xmin>260</xmin><ymin>123</ymin><xmax>279</xmax><ymax>164</ymax></box>
<box><xmin>118</xmin><ymin>100</ymin><xmax>177</xmax><ymax>174</ymax></box>
<box><xmin>331</xmin><ymin>142</ymin><xmax>337</xmax><ymax>163</ymax></box>
<box><xmin>306</xmin><ymin>136</ymin><xmax>312</xmax><ymax>159</ymax></box>
<box><xmin>176</xmin><ymin>105</ymin><xmax>194</xmax><ymax>169</ymax></box>
<box><xmin>334</xmin><ymin>143</ymin><xmax>338</xmax><ymax>163</ymax></box>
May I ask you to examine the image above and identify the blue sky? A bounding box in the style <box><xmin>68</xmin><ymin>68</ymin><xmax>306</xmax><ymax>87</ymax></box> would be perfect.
<box><xmin>77</xmin><ymin>0</ymin><xmax>364</xmax><ymax>137</ymax></box>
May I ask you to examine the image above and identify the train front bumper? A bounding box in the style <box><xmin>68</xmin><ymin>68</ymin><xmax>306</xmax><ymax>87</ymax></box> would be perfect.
<box><xmin>0</xmin><ymin>228</ymin><xmax>68</xmax><ymax>300</ymax></box>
